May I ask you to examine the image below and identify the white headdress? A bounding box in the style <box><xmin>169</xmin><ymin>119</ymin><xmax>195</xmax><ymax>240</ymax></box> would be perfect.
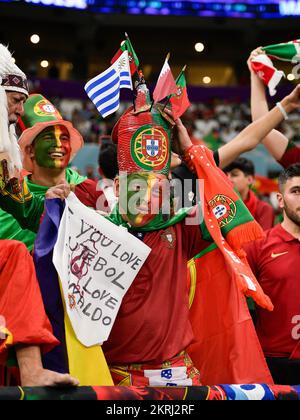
<box><xmin>0</xmin><ymin>44</ymin><xmax>29</xmax><ymax>178</ymax></box>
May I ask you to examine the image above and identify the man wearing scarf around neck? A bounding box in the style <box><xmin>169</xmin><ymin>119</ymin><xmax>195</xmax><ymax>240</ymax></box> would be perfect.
<box><xmin>90</xmin><ymin>76</ymin><xmax>298</xmax><ymax>386</ymax></box>
<box><xmin>0</xmin><ymin>93</ymin><xmax>105</xmax><ymax>251</ymax></box>
<box><xmin>3</xmin><ymin>71</ymin><xmax>300</xmax><ymax>385</ymax></box>
<box><xmin>0</xmin><ymin>43</ymin><xmax>78</xmax><ymax>387</ymax></box>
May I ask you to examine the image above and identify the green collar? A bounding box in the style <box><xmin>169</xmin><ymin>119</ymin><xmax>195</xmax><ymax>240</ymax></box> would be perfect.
<box><xmin>107</xmin><ymin>204</ymin><xmax>196</xmax><ymax>232</ymax></box>
<box><xmin>25</xmin><ymin>168</ymin><xmax>87</xmax><ymax>196</ymax></box>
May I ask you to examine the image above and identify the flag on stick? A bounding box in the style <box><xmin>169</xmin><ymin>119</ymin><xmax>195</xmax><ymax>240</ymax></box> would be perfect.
<box><xmin>85</xmin><ymin>50</ymin><xmax>132</xmax><ymax>118</ymax></box>
<box><xmin>153</xmin><ymin>53</ymin><xmax>178</xmax><ymax>104</ymax></box>
<box><xmin>111</xmin><ymin>34</ymin><xmax>140</xmax><ymax>75</ymax></box>
<box><xmin>170</xmin><ymin>66</ymin><xmax>191</xmax><ymax>119</ymax></box>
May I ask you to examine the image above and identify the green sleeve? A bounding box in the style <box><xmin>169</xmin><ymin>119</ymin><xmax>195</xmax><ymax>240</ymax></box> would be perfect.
<box><xmin>0</xmin><ymin>178</ymin><xmax>44</xmax><ymax>233</ymax></box>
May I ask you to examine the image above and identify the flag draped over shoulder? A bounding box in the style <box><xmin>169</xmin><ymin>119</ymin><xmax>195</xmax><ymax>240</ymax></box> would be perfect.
<box><xmin>111</xmin><ymin>37</ymin><xmax>140</xmax><ymax>75</ymax></box>
<box><xmin>183</xmin><ymin>144</ymin><xmax>274</xmax><ymax>384</ymax></box>
<box><xmin>187</xmin><ymin>252</ymin><xmax>273</xmax><ymax>385</ymax></box>
<box><xmin>251</xmin><ymin>40</ymin><xmax>300</xmax><ymax>96</ymax></box>
<box><xmin>169</xmin><ymin>70</ymin><xmax>191</xmax><ymax>120</ymax></box>
<box><xmin>153</xmin><ymin>59</ymin><xmax>177</xmax><ymax>104</ymax></box>
<box><xmin>84</xmin><ymin>50</ymin><xmax>133</xmax><ymax>118</ymax></box>
<box><xmin>184</xmin><ymin>145</ymin><xmax>273</xmax><ymax>309</ymax></box>
<box><xmin>34</xmin><ymin>199</ymin><xmax>113</xmax><ymax>386</ymax></box>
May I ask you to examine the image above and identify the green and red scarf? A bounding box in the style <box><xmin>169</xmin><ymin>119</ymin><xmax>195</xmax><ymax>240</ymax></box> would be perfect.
<box><xmin>109</xmin><ymin>143</ymin><xmax>274</xmax><ymax>383</ymax></box>
<box><xmin>251</xmin><ymin>39</ymin><xmax>300</xmax><ymax>96</ymax></box>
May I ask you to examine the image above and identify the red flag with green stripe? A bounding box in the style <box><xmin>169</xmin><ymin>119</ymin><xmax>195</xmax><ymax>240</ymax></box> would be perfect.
<box><xmin>111</xmin><ymin>37</ymin><xmax>140</xmax><ymax>76</ymax></box>
<box><xmin>170</xmin><ymin>70</ymin><xmax>190</xmax><ymax>119</ymax></box>
<box><xmin>251</xmin><ymin>40</ymin><xmax>300</xmax><ymax>95</ymax></box>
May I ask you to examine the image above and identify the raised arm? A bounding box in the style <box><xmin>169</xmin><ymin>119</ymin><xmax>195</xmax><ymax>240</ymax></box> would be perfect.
<box><xmin>173</xmin><ymin>85</ymin><xmax>300</xmax><ymax>167</ymax></box>
<box><xmin>229</xmin><ymin>84</ymin><xmax>300</xmax><ymax>154</ymax></box>
<box><xmin>248</xmin><ymin>48</ymin><xmax>289</xmax><ymax>161</ymax></box>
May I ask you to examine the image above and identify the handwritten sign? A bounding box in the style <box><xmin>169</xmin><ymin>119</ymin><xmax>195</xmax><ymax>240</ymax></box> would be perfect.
<box><xmin>53</xmin><ymin>193</ymin><xmax>151</xmax><ymax>347</ymax></box>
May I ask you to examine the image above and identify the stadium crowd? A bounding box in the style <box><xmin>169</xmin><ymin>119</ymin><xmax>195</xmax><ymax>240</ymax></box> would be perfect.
<box><xmin>0</xmin><ymin>42</ymin><xmax>300</xmax><ymax>390</ymax></box>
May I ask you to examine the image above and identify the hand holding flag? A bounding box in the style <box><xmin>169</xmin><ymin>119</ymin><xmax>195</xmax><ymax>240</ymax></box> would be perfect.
<box><xmin>250</xmin><ymin>40</ymin><xmax>300</xmax><ymax>96</ymax></box>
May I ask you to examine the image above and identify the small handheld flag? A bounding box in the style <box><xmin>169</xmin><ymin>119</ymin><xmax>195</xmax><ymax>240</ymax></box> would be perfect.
<box><xmin>153</xmin><ymin>53</ymin><xmax>177</xmax><ymax>104</ymax></box>
<box><xmin>169</xmin><ymin>66</ymin><xmax>191</xmax><ymax>119</ymax></box>
<box><xmin>111</xmin><ymin>33</ymin><xmax>140</xmax><ymax>76</ymax></box>
<box><xmin>85</xmin><ymin>50</ymin><xmax>133</xmax><ymax>118</ymax></box>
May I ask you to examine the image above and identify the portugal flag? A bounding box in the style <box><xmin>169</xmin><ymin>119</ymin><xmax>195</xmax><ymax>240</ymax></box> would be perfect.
<box><xmin>170</xmin><ymin>69</ymin><xmax>191</xmax><ymax>119</ymax></box>
<box><xmin>111</xmin><ymin>36</ymin><xmax>140</xmax><ymax>76</ymax></box>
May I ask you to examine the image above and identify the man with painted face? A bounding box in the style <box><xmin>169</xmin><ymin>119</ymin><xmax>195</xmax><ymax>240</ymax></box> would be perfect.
<box><xmin>0</xmin><ymin>93</ymin><xmax>103</xmax><ymax>251</ymax></box>
<box><xmin>0</xmin><ymin>44</ymin><xmax>78</xmax><ymax>386</ymax></box>
<box><xmin>95</xmin><ymin>74</ymin><xmax>300</xmax><ymax>386</ymax></box>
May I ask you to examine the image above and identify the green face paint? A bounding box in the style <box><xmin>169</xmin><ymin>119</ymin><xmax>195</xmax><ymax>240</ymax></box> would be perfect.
<box><xmin>119</xmin><ymin>172</ymin><xmax>169</xmax><ymax>227</ymax></box>
<box><xmin>34</xmin><ymin>125</ymin><xmax>71</xmax><ymax>169</ymax></box>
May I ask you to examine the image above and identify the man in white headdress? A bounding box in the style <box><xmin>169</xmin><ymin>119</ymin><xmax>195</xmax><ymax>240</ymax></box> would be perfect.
<box><xmin>0</xmin><ymin>43</ymin><xmax>27</xmax><ymax>181</ymax></box>
<box><xmin>0</xmin><ymin>44</ymin><xmax>78</xmax><ymax>387</ymax></box>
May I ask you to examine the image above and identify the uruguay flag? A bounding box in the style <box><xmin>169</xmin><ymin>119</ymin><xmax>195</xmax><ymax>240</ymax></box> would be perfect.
<box><xmin>84</xmin><ymin>50</ymin><xmax>133</xmax><ymax>118</ymax></box>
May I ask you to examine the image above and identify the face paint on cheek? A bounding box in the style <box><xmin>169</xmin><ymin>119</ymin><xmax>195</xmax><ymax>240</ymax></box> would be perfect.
<box><xmin>119</xmin><ymin>173</ymin><xmax>163</xmax><ymax>227</ymax></box>
<box><xmin>34</xmin><ymin>126</ymin><xmax>71</xmax><ymax>169</ymax></box>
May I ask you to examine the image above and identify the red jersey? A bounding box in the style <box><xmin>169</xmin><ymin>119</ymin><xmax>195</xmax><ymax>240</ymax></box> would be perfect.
<box><xmin>278</xmin><ymin>141</ymin><xmax>300</xmax><ymax>169</ymax></box>
<box><xmin>244</xmin><ymin>224</ymin><xmax>300</xmax><ymax>358</ymax></box>
<box><xmin>0</xmin><ymin>240</ymin><xmax>58</xmax><ymax>365</ymax></box>
<box><xmin>244</xmin><ymin>190</ymin><xmax>274</xmax><ymax>231</ymax></box>
<box><xmin>102</xmin><ymin>217</ymin><xmax>210</xmax><ymax>365</ymax></box>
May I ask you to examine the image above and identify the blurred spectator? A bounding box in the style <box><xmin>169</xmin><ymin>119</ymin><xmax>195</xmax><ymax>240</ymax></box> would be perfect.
<box><xmin>224</xmin><ymin>157</ymin><xmax>275</xmax><ymax>230</ymax></box>
<box><xmin>85</xmin><ymin>165</ymin><xmax>98</xmax><ymax>181</ymax></box>
<box><xmin>42</xmin><ymin>96</ymin><xmax>300</xmax><ymax>148</ymax></box>
<box><xmin>97</xmin><ymin>140</ymin><xmax>118</xmax><ymax>212</ymax></box>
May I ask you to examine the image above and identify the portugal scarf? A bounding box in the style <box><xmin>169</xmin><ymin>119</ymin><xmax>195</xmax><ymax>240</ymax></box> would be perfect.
<box><xmin>182</xmin><ymin>146</ymin><xmax>273</xmax><ymax>384</ymax></box>
<box><xmin>251</xmin><ymin>40</ymin><xmax>300</xmax><ymax>96</ymax></box>
<box><xmin>109</xmin><ymin>144</ymin><xmax>274</xmax><ymax>385</ymax></box>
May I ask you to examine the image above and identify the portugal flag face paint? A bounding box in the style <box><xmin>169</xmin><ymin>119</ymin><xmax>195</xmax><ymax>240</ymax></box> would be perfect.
<box><xmin>119</xmin><ymin>172</ymin><xmax>168</xmax><ymax>228</ymax></box>
<box><xmin>34</xmin><ymin>125</ymin><xmax>72</xmax><ymax>169</ymax></box>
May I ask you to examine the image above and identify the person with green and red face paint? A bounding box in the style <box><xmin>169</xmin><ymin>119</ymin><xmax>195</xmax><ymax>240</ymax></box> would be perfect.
<box><xmin>94</xmin><ymin>72</ymin><xmax>300</xmax><ymax>386</ymax></box>
<box><xmin>0</xmin><ymin>43</ymin><xmax>78</xmax><ymax>387</ymax></box>
<box><xmin>0</xmin><ymin>94</ymin><xmax>105</xmax><ymax>251</ymax></box>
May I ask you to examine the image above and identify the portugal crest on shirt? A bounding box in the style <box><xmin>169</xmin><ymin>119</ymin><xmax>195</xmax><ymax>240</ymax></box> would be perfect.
<box><xmin>209</xmin><ymin>194</ymin><xmax>237</xmax><ymax>228</ymax></box>
<box><xmin>131</xmin><ymin>124</ymin><xmax>169</xmax><ymax>172</ymax></box>
<box><xmin>161</xmin><ymin>228</ymin><xmax>176</xmax><ymax>249</ymax></box>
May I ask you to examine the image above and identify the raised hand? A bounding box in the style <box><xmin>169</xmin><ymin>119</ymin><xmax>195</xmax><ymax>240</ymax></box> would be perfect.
<box><xmin>281</xmin><ymin>84</ymin><xmax>300</xmax><ymax>113</ymax></box>
<box><xmin>247</xmin><ymin>47</ymin><xmax>265</xmax><ymax>72</ymax></box>
<box><xmin>45</xmin><ymin>181</ymin><xmax>71</xmax><ymax>200</ymax></box>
